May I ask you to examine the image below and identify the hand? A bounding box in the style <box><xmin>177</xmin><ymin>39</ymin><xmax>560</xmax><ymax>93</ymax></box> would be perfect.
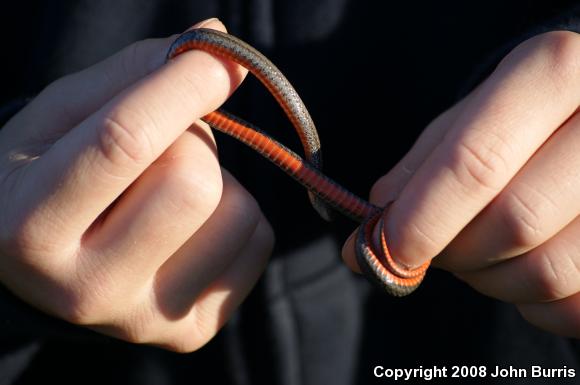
<box><xmin>0</xmin><ymin>18</ymin><xmax>274</xmax><ymax>352</ymax></box>
<box><xmin>343</xmin><ymin>31</ymin><xmax>580</xmax><ymax>337</ymax></box>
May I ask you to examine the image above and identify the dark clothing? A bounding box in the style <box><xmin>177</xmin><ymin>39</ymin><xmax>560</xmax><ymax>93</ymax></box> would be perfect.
<box><xmin>1</xmin><ymin>1</ymin><xmax>580</xmax><ymax>384</ymax></box>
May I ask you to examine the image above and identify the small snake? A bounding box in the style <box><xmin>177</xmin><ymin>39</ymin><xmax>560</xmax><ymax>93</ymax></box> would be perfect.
<box><xmin>166</xmin><ymin>28</ymin><xmax>429</xmax><ymax>296</ymax></box>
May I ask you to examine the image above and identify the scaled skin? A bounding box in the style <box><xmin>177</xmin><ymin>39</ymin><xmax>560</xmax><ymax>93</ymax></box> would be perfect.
<box><xmin>1</xmin><ymin>17</ymin><xmax>579</xmax><ymax>352</ymax></box>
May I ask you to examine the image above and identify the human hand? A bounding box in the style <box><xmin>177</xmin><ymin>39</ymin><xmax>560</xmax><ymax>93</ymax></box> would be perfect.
<box><xmin>0</xmin><ymin>18</ymin><xmax>273</xmax><ymax>352</ymax></box>
<box><xmin>343</xmin><ymin>31</ymin><xmax>580</xmax><ymax>337</ymax></box>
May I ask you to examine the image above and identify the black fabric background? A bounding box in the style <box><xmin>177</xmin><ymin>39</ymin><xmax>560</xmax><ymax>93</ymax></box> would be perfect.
<box><xmin>1</xmin><ymin>1</ymin><xmax>580</xmax><ymax>384</ymax></box>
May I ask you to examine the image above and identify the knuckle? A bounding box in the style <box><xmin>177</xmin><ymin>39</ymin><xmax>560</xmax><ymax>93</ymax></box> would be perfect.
<box><xmin>160</xmin><ymin>156</ymin><xmax>223</xmax><ymax>217</ymax></box>
<box><xmin>528</xmin><ymin>250</ymin><xmax>579</xmax><ymax>301</ymax></box>
<box><xmin>370</xmin><ymin>175</ymin><xmax>389</xmax><ymax>199</ymax></box>
<box><xmin>54</xmin><ymin>266</ymin><xmax>122</xmax><ymax>326</ymax></box>
<box><xmin>0</xmin><ymin>210</ymin><xmax>60</xmax><ymax>258</ymax></box>
<box><xmin>117</xmin><ymin>39</ymin><xmax>160</xmax><ymax>80</ymax></box>
<box><xmin>58</xmin><ymin>285</ymin><xmax>156</xmax><ymax>344</ymax></box>
<box><xmin>98</xmin><ymin>108</ymin><xmax>155</xmax><ymax>168</ymax></box>
<box><xmin>0</xmin><ymin>216</ymin><xmax>37</xmax><ymax>256</ymax></box>
<box><xmin>370</xmin><ymin>174</ymin><xmax>399</xmax><ymax>205</ymax></box>
<box><xmin>221</xmin><ymin>184</ymin><xmax>262</xmax><ymax>235</ymax></box>
<box><xmin>186</xmin><ymin>309</ymin><xmax>221</xmax><ymax>352</ymax></box>
<box><xmin>153</xmin><ymin>314</ymin><xmax>218</xmax><ymax>353</ymax></box>
<box><xmin>53</xmin><ymin>285</ymin><xmax>107</xmax><ymax>325</ymax></box>
<box><xmin>498</xmin><ymin>190</ymin><xmax>545</xmax><ymax>249</ymax></box>
<box><xmin>529</xmin><ymin>31</ymin><xmax>580</xmax><ymax>87</ymax></box>
<box><xmin>36</xmin><ymin>74</ymin><xmax>86</xmax><ymax>128</ymax></box>
<box><xmin>251</xmin><ymin>218</ymin><xmax>275</xmax><ymax>257</ymax></box>
<box><xmin>116</xmin><ymin>312</ymin><xmax>157</xmax><ymax>345</ymax></box>
<box><xmin>163</xmin><ymin>335</ymin><xmax>208</xmax><ymax>354</ymax></box>
<box><xmin>450</xmin><ymin>138</ymin><xmax>508</xmax><ymax>193</ymax></box>
<box><xmin>41</xmin><ymin>75</ymin><xmax>72</xmax><ymax>99</ymax></box>
<box><xmin>120</xmin><ymin>40</ymin><xmax>145</xmax><ymax>78</ymax></box>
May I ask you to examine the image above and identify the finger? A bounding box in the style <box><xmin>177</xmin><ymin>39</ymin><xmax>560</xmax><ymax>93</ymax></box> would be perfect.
<box><xmin>385</xmin><ymin>31</ymin><xmax>580</xmax><ymax>267</ymax></box>
<box><xmin>517</xmin><ymin>292</ymin><xmax>580</xmax><ymax>339</ymax></box>
<box><xmin>16</xmin><ymin>19</ymin><xmax>247</xmax><ymax>245</ymax></box>
<box><xmin>2</xmin><ymin>18</ymin><xmax>217</xmax><ymax>150</ymax></box>
<box><xmin>1</xmin><ymin>39</ymin><xmax>168</xmax><ymax>152</ymax></box>
<box><xmin>455</xmin><ymin>214</ymin><xmax>580</xmax><ymax>303</ymax></box>
<box><xmin>149</xmin><ymin>169</ymin><xmax>266</xmax><ymax>318</ymax></box>
<box><xmin>440</xmin><ymin>110</ymin><xmax>580</xmax><ymax>270</ymax></box>
<box><xmin>73</xmin><ymin>168</ymin><xmax>268</xmax><ymax>340</ymax></box>
<box><xmin>91</xmin><ymin>214</ymin><xmax>272</xmax><ymax>352</ymax></box>
<box><xmin>341</xmin><ymin>85</ymin><xmax>480</xmax><ymax>271</ymax></box>
<box><xmin>369</xmin><ymin>84</ymin><xmax>480</xmax><ymax>206</ymax></box>
<box><xmin>80</xmin><ymin>135</ymin><xmax>253</xmax><ymax>287</ymax></box>
<box><xmin>158</xmin><ymin>217</ymin><xmax>273</xmax><ymax>352</ymax></box>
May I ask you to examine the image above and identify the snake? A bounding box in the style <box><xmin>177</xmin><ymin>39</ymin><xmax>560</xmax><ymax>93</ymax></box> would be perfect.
<box><xmin>166</xmin><ymin>28</ymin><xmax>430</xmax><ymax>296</ymax></box>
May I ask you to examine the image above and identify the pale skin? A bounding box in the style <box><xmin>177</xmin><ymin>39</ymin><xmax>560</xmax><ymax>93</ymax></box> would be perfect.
<box><xmin>0</xmin><ymin>18</ymin><xmax>578</xmax><ymax>354</ymax></box>
<box><xmin>0</xmin><ymin>19</ymin><xmax>274</xmax><ymax>352</ymax></box>
<box><xmin>343</xmin><ymin>30</ymin><xmax>580</xmax><ymax>338</ymax></box>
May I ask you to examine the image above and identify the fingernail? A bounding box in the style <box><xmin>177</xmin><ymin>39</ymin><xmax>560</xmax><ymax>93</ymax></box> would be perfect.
<box><xmin>187</xmin><ymin>17</ymin><xmax>220</xmax><ymax>31</ymax></box>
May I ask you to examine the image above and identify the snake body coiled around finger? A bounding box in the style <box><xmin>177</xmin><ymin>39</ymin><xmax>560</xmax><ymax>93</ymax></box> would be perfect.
<box><xmin>166</xmin><ymin>28</ymin><xmax>430</xmax><ymax>296</ymax></box>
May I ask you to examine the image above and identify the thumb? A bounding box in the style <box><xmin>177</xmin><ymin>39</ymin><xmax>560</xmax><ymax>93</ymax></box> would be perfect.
<box><xmin>369</xmin><ymin>99</ymin><xmax>467</xmax><ymax>206</ymax></box>
<box><xmin>6</xmin><ymin>18</ymin><xmax>248</xmax><ymax>246</ymax></box>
